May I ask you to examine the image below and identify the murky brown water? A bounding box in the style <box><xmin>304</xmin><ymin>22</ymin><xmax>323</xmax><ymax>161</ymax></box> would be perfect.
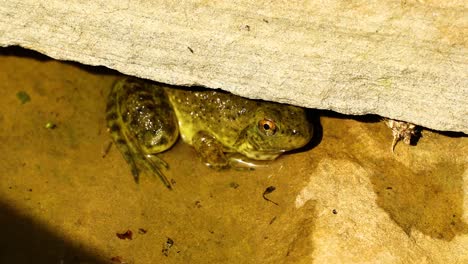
<box><xmin>0</xmin><ymin>47</ymin><xmax>466</xmax><ymax>264</ymax></box>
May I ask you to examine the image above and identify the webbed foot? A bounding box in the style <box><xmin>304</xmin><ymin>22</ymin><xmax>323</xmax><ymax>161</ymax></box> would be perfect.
<box><xmin>143</xmin><ymin>155</ymin><xmax>172</xmax><ymax>190</ymax></box>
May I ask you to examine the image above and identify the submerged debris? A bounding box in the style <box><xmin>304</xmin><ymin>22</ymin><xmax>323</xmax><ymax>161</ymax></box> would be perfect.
<box><xmin>116</xmin><ymin>230</ymin><xmax>133</xmax><ymax>240</ymax></box>
<box><xmin>16</xmin><ymin>91</ymin><xmax>31</xmax><ymax>104</ymax></box>
<box><xmin>384</xmin><ymin>118</ymin><xmax>419</xmax><ymax>152</ymax></box>
<box><xmin>269</xmin><ymin>216</ymin><xmax>277</xmax><ymax>225</ymax></box>
<box><xmin>262</xmin><ymin>186</ymin><xmax>279</xmax><ymax>206</ymax></box>
<box><xmin>45</xmin><ymin>122</ymin><xmax>57</xmax><ymax>129</ymax></box>
<box><xmin>162</xmin><ymin>237</ymin><xmax>174</xmax><ymax>256</ymax></box>
<box><xmin>110</xmin><ymin>256</ymin><xmax>127</xmax><ymax>263</ymax></box>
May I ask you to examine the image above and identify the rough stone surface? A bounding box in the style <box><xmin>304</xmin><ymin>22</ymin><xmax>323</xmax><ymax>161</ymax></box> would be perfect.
<box><xmin>0</xmin><ymin>0</ymin><xmax>467</xmax><ymax>134</ymax></box>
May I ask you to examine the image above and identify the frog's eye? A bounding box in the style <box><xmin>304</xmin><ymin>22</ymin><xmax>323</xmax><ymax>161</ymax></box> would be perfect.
<box><xmin>258</xmin><ymin>118</ymin><xmax>277</xmax><ymax>136</ymax></box>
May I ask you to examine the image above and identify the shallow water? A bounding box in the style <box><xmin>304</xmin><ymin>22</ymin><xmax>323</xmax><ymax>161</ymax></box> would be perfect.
<box><xmin>0</xmin><ymin>47</ymin><xmax>466</xmax><ymax>263</ymax></box>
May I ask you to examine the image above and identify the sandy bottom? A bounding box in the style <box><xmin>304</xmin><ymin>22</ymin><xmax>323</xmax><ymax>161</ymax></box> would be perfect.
<box><xmin>0</xmin><ymin>47</ymin><xmax>466</xmax><ymax>264</ymax></box>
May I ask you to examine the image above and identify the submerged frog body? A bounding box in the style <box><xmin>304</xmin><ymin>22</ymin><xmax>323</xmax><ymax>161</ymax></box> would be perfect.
<box><xmin>106</xmin><ymin>78</ymin><xmax>313</xmax><ymax>189</ymax></box>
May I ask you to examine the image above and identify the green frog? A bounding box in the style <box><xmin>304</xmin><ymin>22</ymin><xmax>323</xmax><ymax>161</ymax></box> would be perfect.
<box><xmin>106</xmin><ymin>78</ymin><xmax>313</xmax><ymax>189</ymax></box>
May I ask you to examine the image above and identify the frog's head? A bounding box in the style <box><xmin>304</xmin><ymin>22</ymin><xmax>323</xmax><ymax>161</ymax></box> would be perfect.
<box><xmin>234</xmin><ymin>105</ymin><xmax>313</xmax><ymax>160</ymax></box>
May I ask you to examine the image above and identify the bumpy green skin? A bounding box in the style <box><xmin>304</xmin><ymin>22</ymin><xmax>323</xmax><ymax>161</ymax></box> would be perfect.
<box><xmin>106</xmin><ymin>78</ymin><xmax>313</xmax><ymax>189</ymax></box>
<box><xmin>106</xmin><ymin>78</ymin><xmax>178</xmax><ymax>189</ymax></box>
<box><xmin>166</xmin><ymin>87</ymin><xmax>313</xmax><ymax>162</ymax></box>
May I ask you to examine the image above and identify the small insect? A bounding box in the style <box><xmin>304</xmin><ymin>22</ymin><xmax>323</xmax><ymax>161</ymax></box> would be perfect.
<box><xmin>384</xmin><ymin>118</ymin><xmax>419</xmax><ymax>152</ymax></box>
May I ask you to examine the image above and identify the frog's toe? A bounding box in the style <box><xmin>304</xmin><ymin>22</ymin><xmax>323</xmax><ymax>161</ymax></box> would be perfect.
<box><xmin>122</xmin><ymin>153</ymin><xmax>141</xmax><ymax>183</ymax></box>
<box><xmin>144</xmin><ymin>156</ymin><xmax>172</xmax><ymax>190</ymax></box>
<box><xmin>151</xmin><ymin>155</ymin><xmax>169</xmax><ymax>169</ymax></box>
<box><xmin>130</xmin><ymin>164</ymin><xmax>140</xmax><ymax>183</ymax></box>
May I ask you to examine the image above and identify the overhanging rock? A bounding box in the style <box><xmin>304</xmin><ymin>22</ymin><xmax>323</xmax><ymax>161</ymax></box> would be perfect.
<box><xmin>1</xmin><ymin>0</ymin><xmax>466</xmax><ymax>133</ymax></box>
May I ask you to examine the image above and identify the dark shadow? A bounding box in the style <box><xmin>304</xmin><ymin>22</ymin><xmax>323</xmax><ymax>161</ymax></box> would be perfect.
<box><xmin>426</xmin><ymin>129</ymin><xmax>467</xmax><ymax>138</ymax></box>
<box><xmin>0</xmin><ymin>45</ymin><xmax>118</xmax><ymax>76</ymax></box>
<box><xmin>320</xmin><ymin>109</ymin><xmax>467</xmax><ymax>137</ymax></box>
<box><xmin>0</xmin><ymin>200</ymin><xmax>107</xmax><ymax>264</ymax></box>
<box><xmin>318</xmin><ymin>109</ymin><xmax>382</xmax><ymax>123</ymax></box>
<box><xmin>409</xmin><ymin>127</ymin><xmax>423</xmax><ymax>146</ymax></box>
<box><xmin>289</xmin><ymin>109</ymin><xmax>323</xmax><ymax>154</ymax></box>
<box><xmin>0</xmin><ymin>46</ymin><xmax>51</xmax><ymax>61</ymax></box>
<box><xmin>408</xmin><ymin>128</ymin><xmax>467</xmax><ymax>147</ymax></box>
<box><xmin>306</xmin><ymin>109</ymin><xmax>323</xmax><ymax>149</ymax></box>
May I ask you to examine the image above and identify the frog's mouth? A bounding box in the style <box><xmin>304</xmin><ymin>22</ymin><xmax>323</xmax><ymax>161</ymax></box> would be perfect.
<box><xmin>234</xmin><ymin>125</ymin><xmax>295</xmax><ymax>160</ymax></box>
<box><xmin>242</xmin><ymin>149</ymin><xmax>285</xmax><ymax>161</ymax></box>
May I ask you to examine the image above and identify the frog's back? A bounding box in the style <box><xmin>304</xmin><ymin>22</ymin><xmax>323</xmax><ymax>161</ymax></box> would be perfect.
<box><xmin>165</xmin><ymin>88</ymin><xmax>260</xmax><ymax>146</ymax></box>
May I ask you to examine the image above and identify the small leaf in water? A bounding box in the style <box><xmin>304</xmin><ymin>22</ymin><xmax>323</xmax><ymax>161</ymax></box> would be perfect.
<box><xmin>45</xmin><ymin>122</ymin><xmax>57</xmax><ymax>129</ymax></box>
<box><xmin>16</xmin><ymin>91</ymin><xmax>31</xmax><ymax>104</ymax></box>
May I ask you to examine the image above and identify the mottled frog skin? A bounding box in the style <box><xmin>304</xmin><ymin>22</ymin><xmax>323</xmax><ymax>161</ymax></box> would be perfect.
<box><xmin>106</xmin><ymin>78</ymin><xmax>313</xmax><ymax>189</ymax></box>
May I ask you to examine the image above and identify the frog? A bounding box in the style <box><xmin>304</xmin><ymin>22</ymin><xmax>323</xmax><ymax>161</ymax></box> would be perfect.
<box><xmin>106</xmin><ymin>78</ymin><xmax>313</xmax><ymax>189</ymax></box>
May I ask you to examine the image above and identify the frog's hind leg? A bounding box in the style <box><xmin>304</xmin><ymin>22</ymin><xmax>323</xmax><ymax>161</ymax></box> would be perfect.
<box><xmin>142</xmin><ymin>154</ymin><xmax>172</xmax><ymax>190</ymax></box>
<box><xmin>107</xmin><ymin>121</ymin><xmax>142</xmax><ymax>182</ymax></box>
<box><xmin>118</xmin><ymin>141</ymin><xmax>141</xmax><ymax>181</ymax></box>
<box><xmin>108</xmin><ymin>123</ymin><xmax>172</xmax><ymax>189</ymax></box>
<box><xmin>106</xmin><ymin>96</ymin><xmax>141</xmax><ymax>182</ymax></box>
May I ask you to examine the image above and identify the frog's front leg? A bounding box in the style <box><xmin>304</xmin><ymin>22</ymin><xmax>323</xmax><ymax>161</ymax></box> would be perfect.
<box><xmin>191</xmin><ymin>131</ymin><xmax>230</xmax><ymax>168</ymax></box>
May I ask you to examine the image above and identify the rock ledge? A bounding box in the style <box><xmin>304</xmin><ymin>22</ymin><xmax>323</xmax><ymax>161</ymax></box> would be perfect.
<box><xmin>1</xmin><ymin>1</ymin><xmax>466</xmax><ymax>133</ymax></box>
